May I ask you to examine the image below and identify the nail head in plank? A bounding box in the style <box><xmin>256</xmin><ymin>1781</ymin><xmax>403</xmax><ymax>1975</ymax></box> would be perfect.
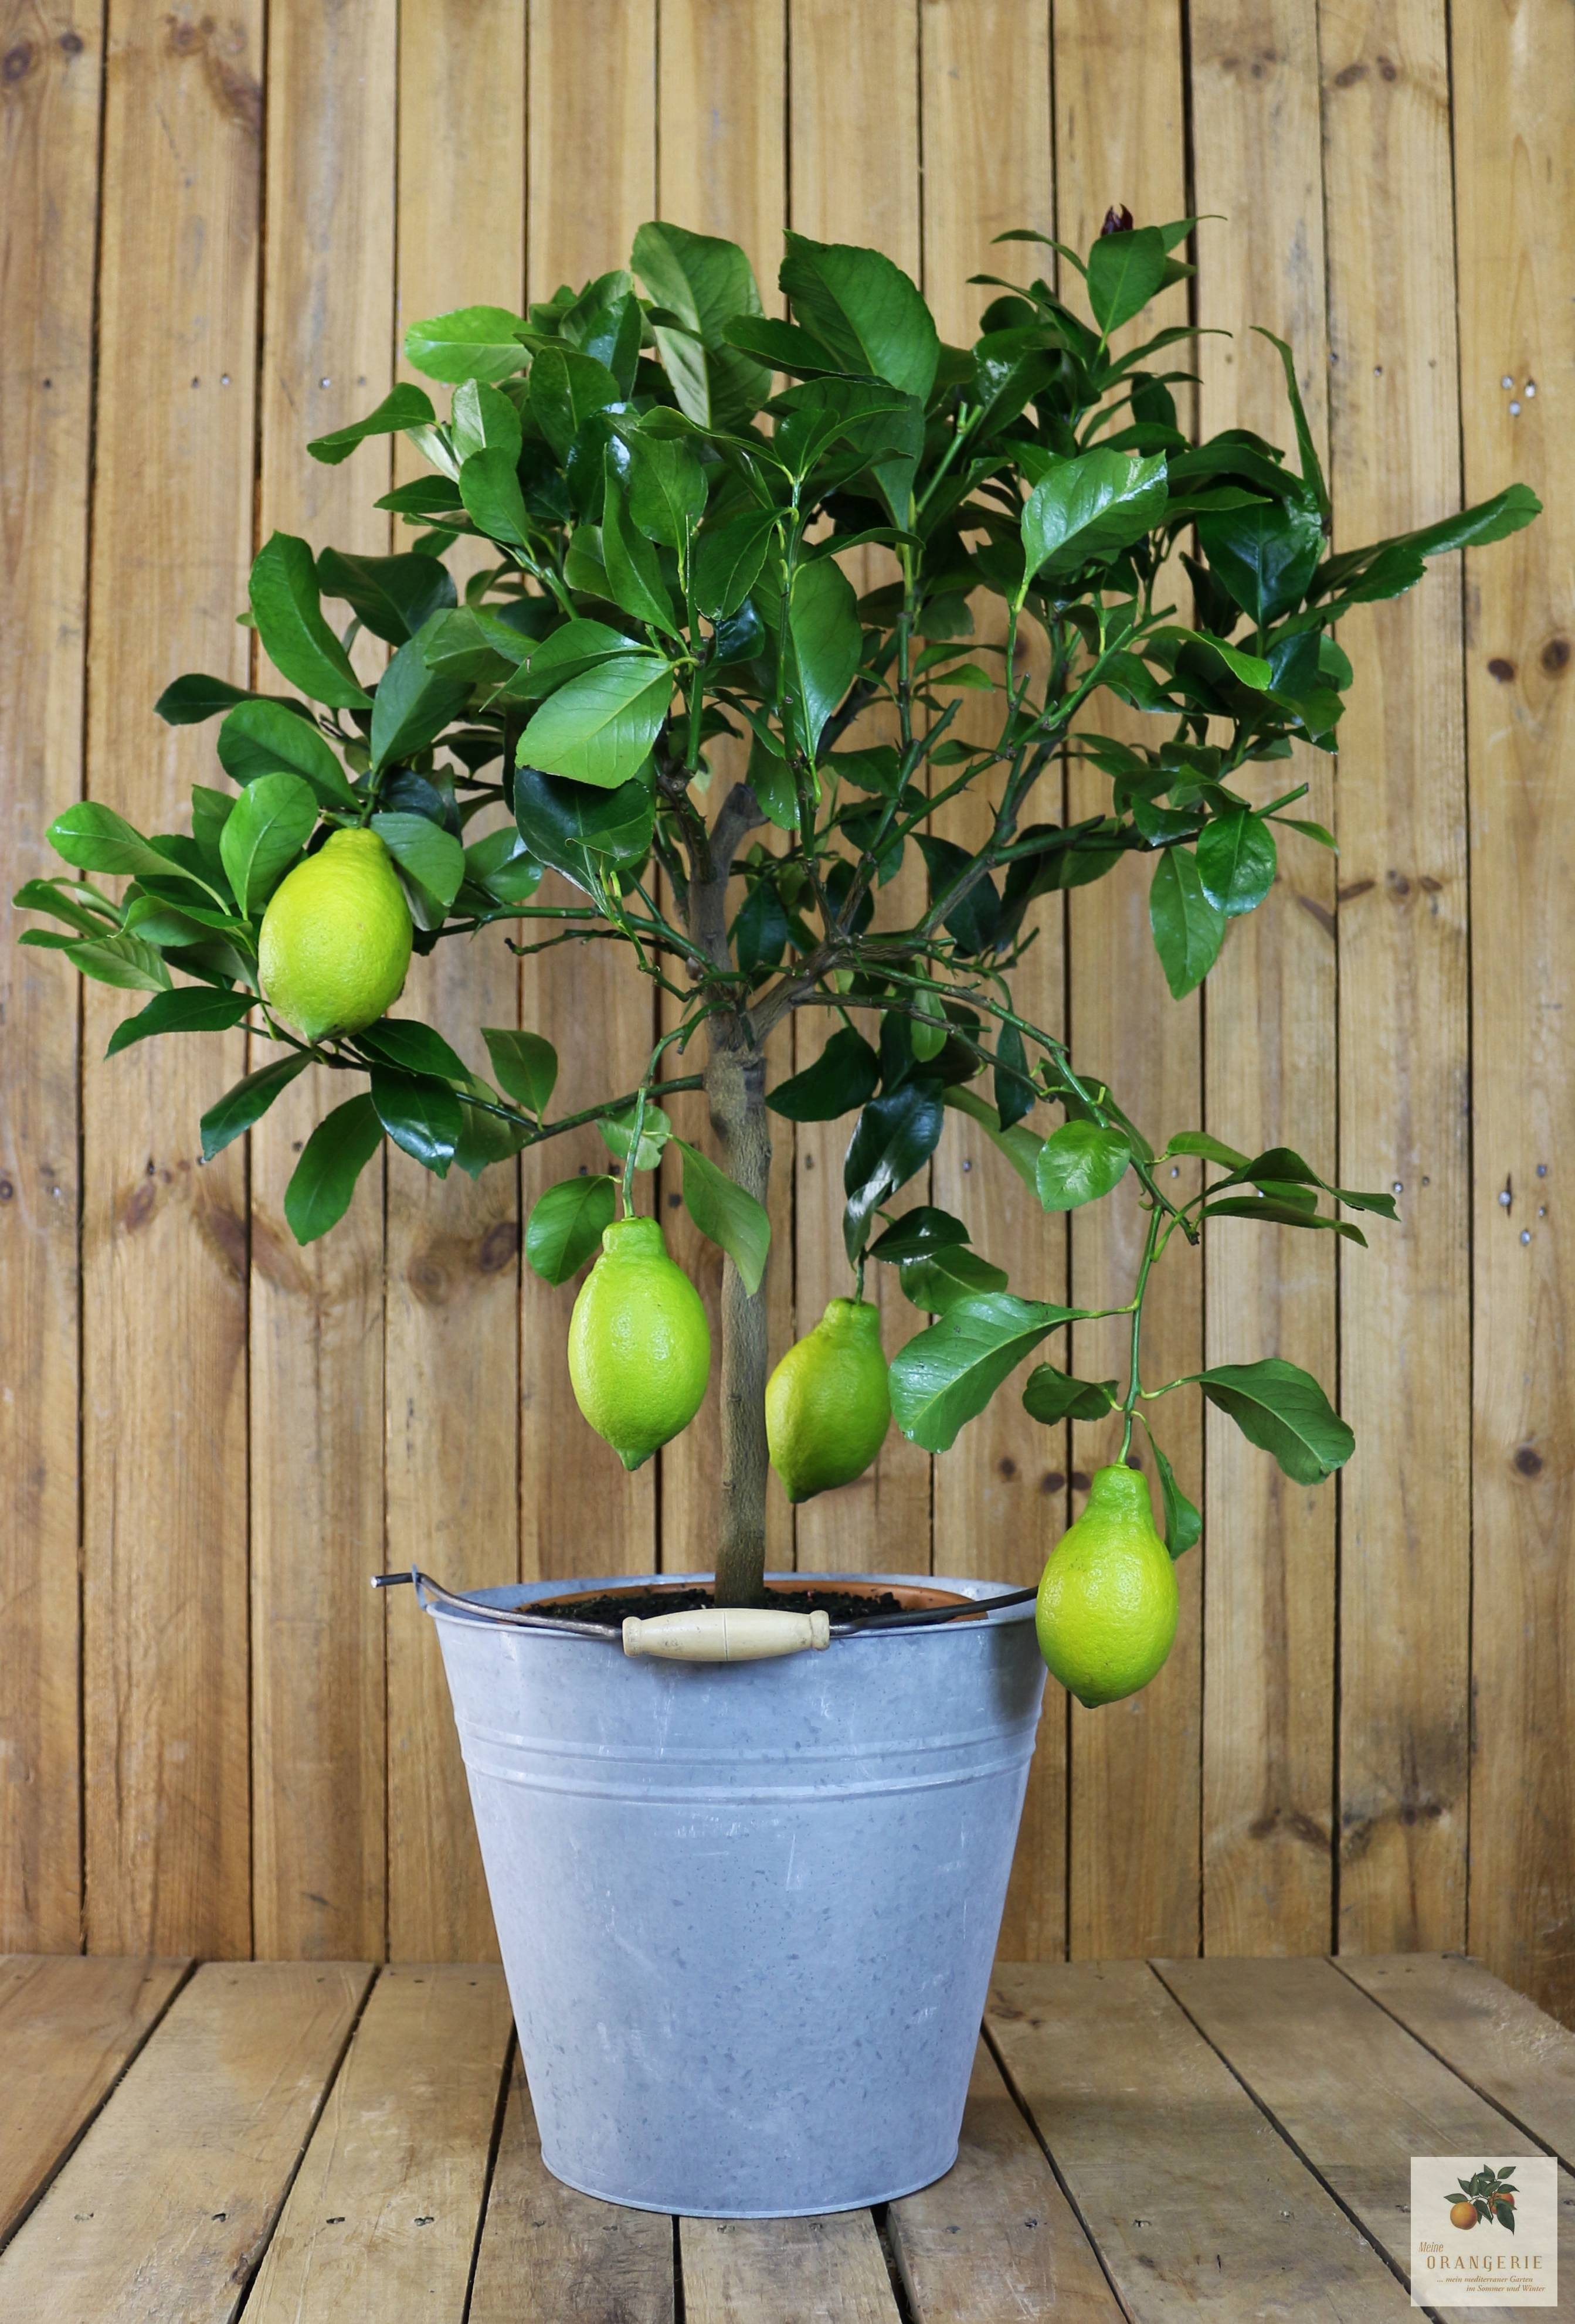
<box><xmin>244</xmin><ymin>1964</ymin><xmax>512</xmax><ymax>2323</ymax></box>
<box><xmin>0</xmin><ymin>1956</ymin><xmax>188</xmax><ymax>2246</ymax></box>
<box><xmin>0</xmin><ymin>1961</ymin><xmax>370</xmax><ymax>2323</ymax></box>
<box><xmin>467</xmin><ymin>2053</ymin><xmax>673</xmax><ymax>2324</ymax></box>
<box><xmin>886</xmin><ymin>2036</ymin><xmax>1122</xmax><ymax>2322</ymax></box>
<box><xmin>680</xmin><ymin>2208</ymin><xmax>901</xmax><ymax>2324</ymax></box>
<box><xmin>1154</xmin><ymin>1953</ymin><xmax>1575</xmax><ymax>2288</ymax></box>
<box><xmin>989</xmin><ymin>1960</ymin><xmax>1414</xmax><ymax>2318</ymax></box>
<box><xmin>1338</xmin><ymin>1954</ymin><xmax>1575</xmax><ymax>2169</ymax></box>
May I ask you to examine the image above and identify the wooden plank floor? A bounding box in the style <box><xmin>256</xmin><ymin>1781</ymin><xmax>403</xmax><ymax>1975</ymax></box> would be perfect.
<box><xmin>0</xmin><ymin>1953</ymin><xmax>1570</xmax><ymax>2319</ymax></box>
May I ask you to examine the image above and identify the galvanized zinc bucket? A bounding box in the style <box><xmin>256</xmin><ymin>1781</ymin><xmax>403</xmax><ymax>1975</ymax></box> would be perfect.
<box><xmin>420</xmin><ymin>1570</ymin><xmax>1044</xmax><ymax>2218</ymax></box>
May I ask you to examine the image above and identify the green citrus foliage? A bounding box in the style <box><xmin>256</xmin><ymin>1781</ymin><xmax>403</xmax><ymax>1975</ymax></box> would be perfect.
<box><xmin>15</xmin><ymin>213</ymin><xmax>1539</xmax><ymax>1583</ymax></box>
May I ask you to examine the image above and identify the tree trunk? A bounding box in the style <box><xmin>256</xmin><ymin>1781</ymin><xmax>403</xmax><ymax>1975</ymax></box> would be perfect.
<box><xmin>704</xmin><ymin>1018</ymin><xmax>773</xmax><ymax>1606</ymax></box>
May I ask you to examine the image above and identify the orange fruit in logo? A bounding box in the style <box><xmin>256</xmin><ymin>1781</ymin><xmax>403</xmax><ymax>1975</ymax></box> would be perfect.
<box><xmin>1450</xmin><ymin>2201</ymin><xmax>1477</xmax><ymax>2230</ymax></box>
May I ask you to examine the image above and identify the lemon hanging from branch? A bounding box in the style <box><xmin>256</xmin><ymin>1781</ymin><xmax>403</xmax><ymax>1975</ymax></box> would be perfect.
<box><xmin>568</xmin><ymin>1216</ymin><xmax>711</xmax><ymax>1470</ymax></box>
<box><xmin>766</xmin><ymin>1298</ymin><xmax>890</xmax><ymax>1503</ymax></box>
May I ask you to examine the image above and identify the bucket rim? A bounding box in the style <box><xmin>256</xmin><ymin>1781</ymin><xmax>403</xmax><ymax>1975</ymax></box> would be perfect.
<box><xmin>406</xmin><ymin>1568</ymin><xmax>1037</xmax><ymax>1643</ymax></box>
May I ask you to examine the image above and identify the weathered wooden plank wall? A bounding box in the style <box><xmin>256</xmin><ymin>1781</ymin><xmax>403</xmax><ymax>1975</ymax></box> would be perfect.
<box><xmin>1</xmin><ymin>0</ymin><xmax>1570</xmax><ymax>2017</ymax></box>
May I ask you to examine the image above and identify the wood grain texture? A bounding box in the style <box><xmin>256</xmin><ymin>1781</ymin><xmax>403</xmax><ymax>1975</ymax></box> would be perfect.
<box><xmin>385</xmin><ymin>0</ymin><xmax>527</xmax><ymax>1964</ymax></box>
<box><xmin>0</xmin><ymin>0</ymin><xmax>97</xmax><ymax>1953</ymax></box>
<box><xmin>1319</xmin><ymin>0</ymin><xmax>1471</xmax><ymax>1962</ymax></box>
<box><xmin>82</xmin><ymin>0</ymin><xmax>262</xmax><ymax>1959</ymax></box>
<box><xmin>517</xmin><ymin>1</ymin><xmax>662</xmax><ymax>1593</ymax></box>
<box><xmin>989</xmin><ymin>1958</ymin><xmax>1416</xmax><ymax>2317</ymax></box>
<box><xmin>919</xmin><ymin>0</ymin><xmax>1067</xmax><ymax>1960</ymax></box>
<box><xmin>887</xmin><ymin>2036</ymin><xmax>1121</xmax><ymax>2321</ymax></box>
<box><xmin>0</xmin><ymin>1960</ymin><xmax>369</xmax><ymax>2320</ymax></box>
<box><xmin>0</xmin><ymin>1954</ymin><xmax>187</xmax><ymax>2245</ymax></box>
<box><xmin>681</xmin><ymin>2212</ymin><xmax>900</xmax><ymax>2324</ymax></box>
<box><xmin>1189</xmin><ymin>0</ymin><xmax>1339</xmax><ymax>1959</ymax></box>
<box><xmin>1454</xmin><ymin>0</ymin><xmax>1575</xmax><ymax>2027</ymax></box>
<box><xmin>1154</xmin><ymin>1952</ymin><xmax>1575</xmax><ymax>2284</ymax></box>
<box><xmin>468</xmin><ymin>2051</ymin><xmax>674</xmax><ymax>2324</ymax></box>
<box><xmin>654</xmin><ymin>0</ymin><xmax>792</xmax><ymax>1583</ymax></box>
<box><xmin>1056</xmin><ymin>0</ymin><xmax>1205</xmax><ymax>1965</ymax></box>
<box><xmin>788</xmin><ymin>0</ymin><xmax>933</xmax><ymax>1581</ymax></box>
<box><xmin>1337</xmin><ymin>1953</ymin><xmax>1575</xmax><ymax>2166</ymax></box>
<box><xmin>249</xmin><ymin>0</ymin><xmax>396</xmax><ymax>1968</ymax></box>
<box><xmin>245</xmin><ymin>1963</ymin><xmax>512</xmax><ymax>2322</ymax></box>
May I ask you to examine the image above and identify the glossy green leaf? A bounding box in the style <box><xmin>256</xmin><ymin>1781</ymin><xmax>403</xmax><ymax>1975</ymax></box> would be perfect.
<box><xmin>249</xmin><ymin>532</ymin><xmax>371</xmax><ymax>709</ymax></box>
<box><xmin>308</xmin><ymin>383</ymin><xmax>436</xmax><ymax>463</ymax></box>
<box><xmin>404</xmin><ymin>305</ymin><xmax>527</xmax><ymax>386</ymax></box>
<box><xmin>525</xmin><ymin>1173</ymin><xmax>617</xmax><ymax>1284</ymax></box>
<box><xmin>1197</xmin><ymin>810</ymin><xmax>1277</xmax><ymax>918</ymax></box>
<box><xmin>693</xmin><ymin>507</ymin><xmax>779</xmax><ymax>622</ymax></box>
<box><xmin>1036</xmin><ymin>1119</ymin><xmax>1132</xmax><ymax>1210</ymax></box>
<box><xmin>219</xmin><ymin>772</ymin><xmax>317</xmax><ymax>915</ymax></box>
<box><xmin>512</xmin><ymin>767</ymin><xmax>654</xmax><ymax>888</ymax></box>
<box><xmin>674</xmin><ymin>1137</ymin><xmax>771</xmax><ymax>1295</ymax></box>
<box><xmin>216</xmin><ymin>701</ymin><xmax>358</xmax><ymax>808</ymax></box>
<box><xmin>1166</xmin><ymin>1129</ymin><xmax>1250</xmax><ymax>1170</ymax></box>
<box><xmin>632</xmin><ymin>221</ymin><xmax>772</xmax><ymax>426</ymax></box>
<box><xmin>200</xmin><ymin>1051</ymin><xmax>311</xmax><ymax>1159</ymax></box>
<box><xmin>527</xmin><ymin>344</ymin><xmax>623</xmax><ymax>461</ymax></box>
<box><xmin>284</xmin><ymin>1095</ymin><xmax>385</xmax><ymax>1241</ymax></box>
<box><xmin>890</xmin><ymin>1291</ymin><xmax>1077</xmax><ymax>1453</ymax></box>
<box><xmin>458</xmin><ymin>445</ymin><xmax>530</xmax><ymax>546</ymax></box>
<box><xmin>600</xmin><ymin>460</ymin><xmax>679</xmax><ymax>634</ymax></box>
<box><xmin>1021</xmin><ymin>449</ymin><xmax>1168</xmax><ymax>585</ymax></box>
<box><xmin>369</xmin><ymin>628</ymin><xmax>472</xmax><ymax>773</ymax></box>
<box><xmin>370</xmin><ymin>1066</ymin><xmax>462</xmax><ymax>1175</ymax></box>
<box><xmin>1143</xmin><ymin>1425</ymin><xmax>1203</xmax><ymax>1556</ymax></box>
<box><xmin>779</xmin><ymin>233</ymin><xmax>940</xmax><ymax>403</ymax></box>
<box><xmin>1021</xmin><ymin>1364</ymin><xmax>1119</xmax><ymax>1424</ymax></box>
<box><xmin>154</xmin><ymin>672</ymin><xmax>253</xmax><ymax>725</ymax></box>
<box><xmin>482</xmin><ymin>1027</ymin><xmax>558</xmax><ymax>1114</ymax></box>
<box><xmin>1196</xmin><ymin>498</ymin><xmax>1323</xmax><ymax>627</ymax></box>
<box><xmin>103</xmin><ymin>984</ymin><xmax>254</xmax><ymax>1056</ymax></box>
<box><xmin>371</xmin><ymin>811</ymin><xmax>466</xmax><ymax>913</ymax></box>
<box><xmin>899</xmin><ymin>1245</ymin><xmax>1009</xmax><ymax>1316</ymax></box>
<box><xmin>60</xmin><ymin>932</ymin><xmax>173</xmax><ymax>994</ymax></box>
<box><xmin>450</xmin><ymin>378</ymin><xmax>523</xmax><ymax>464</ymax></box>
<box><xmin>1149</xmin><ymin>847</ymin><xmax>1227</xmax><ymax>998</ymax></box>
<box><xmin>1086</xmin><ymin>225</ymin><xmax>1168</xmax><ymax>335</ymax></box>
<box><xmin>942</xmin><ymin>1083</ymin><xmax>1045</xmax><ymax>1192</ymax></box>
<box><xmin>867</xmin><ymin>1205</ymin><xmax>970</xmax><ymax>1262</ymax></box>
<box><xmin>842</xmin><ymin>1079</ymin><xmax>946</xmax><ymax>1262</ymax></box>
<box><xmin>767</xmin><ymin>1027</ymin><xmax>881</xmax><ymax>1122</ymax></box>
<box><xmin>356</xmin><ymin>1017</ymin><xmax>470</xmax><ymax>1082</ymax></box>
<box><xmin>599</xmin><ymin>1102</ymin><xmax>671</xmax><ymax>1171</ymax></box>
<box><xmin>1198</xmin><ymin>1355</ymin><xmax>1354</xmax><ymax>1484</ymax></box>
<box><xmin>788</xmin><ymin>553</ymin><xmax>861</xmax><ymax>757</ymax></box>
<box><xmin>317</xmin><ymin>549</ymin><xmax>456</xmax><ymax>644</ymax></box>
<box><xmin>625</xmin><ymin>430</ymin><xmax>707</xmax><ymax>549</ymax></box>
<box><xmin>518</xmin><ymin>654</ymin><xmax>672</xmax><ymax>790</ymax></box>
<box><xmin>47</xmin><ymin>803</ymin><xmax>188</xmax><ymax>886</ymax></box>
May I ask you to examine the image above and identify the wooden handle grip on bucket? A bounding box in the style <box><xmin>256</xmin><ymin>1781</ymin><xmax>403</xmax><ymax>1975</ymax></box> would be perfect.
<box><xmin>622</xmin><ymin>1607</ymin><xmax>831</xmax><ymax>1662</ymax></box>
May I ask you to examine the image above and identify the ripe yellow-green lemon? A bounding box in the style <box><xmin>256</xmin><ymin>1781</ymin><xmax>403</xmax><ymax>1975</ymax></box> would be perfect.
<box><xmin>568</xmin><ymin>1215</ymin><xmax>711</xmax><ymax>1470</ymax></box>
<box><xmin>1036</xmin><ymin>1463</ymin><xmax>1179</xmax><ymax>1707</ymax></box>
<box><xmin>765</xmin><ymin>1297</ymin><xmax>890</xmax><ymax>1503</ymax></box>
<box><xmin>257</xmin><ymin>827</ymin><xmax>413</xmax><ymax>1041</ymax></box>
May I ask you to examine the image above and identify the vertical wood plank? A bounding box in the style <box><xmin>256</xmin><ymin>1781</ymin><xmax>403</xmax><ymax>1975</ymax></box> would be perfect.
<box><xmin>82</xmin><ymin>0</ymin><xmax>262</xmax><ymax>1958</ymax></box>
<box><xmin>1318</xmin><ymin>0</ymin><xmax>1470</xmax><ymax>1956</ymax></box>
<box><xmin>1454</xmin><ymin>0</ymin><xmax>1575</xmax><ymax>2022</ymax></box>
<box><xmin>1189</xmin><ymin>0</ymin><xmax>1338</xmax><ymax>1958</ymax></box>
<box><xmin>386</xmin><ymin>0</ymin><xmax>527</xmax><ymax>1963</ymax></box>
<box><xmin>788</xmin><ymin>0</ymin><xmax>932</xmax><ymax>1580</ymax></box>
<box><xmin>919</xmin><ymin>0</ymin><xmax>1067</xmax><ymax>1961</ymax></box>
<box><xmin>0</xmin><ymin>0</ymin><xmax>98</xmax><ymax>1953</ymax></box>
<box><xmin>249</xmin><ymin>0</ymin><xmax>396</xmax><ymax>1965</ymax></box>
<box><xmin>654</xmin><ymin>2</ymin><xmax>792</xmax><ymax>1582</ymax></box>
<box><xmin>1055</xmin><ymin>0</ymin><xmax>1204</xmax><ymax>1962</ymax></box>
<box><xmin>517</xmin><ymin>1</ymin><xmax>661</xmax><ymax>1593</ymax></box>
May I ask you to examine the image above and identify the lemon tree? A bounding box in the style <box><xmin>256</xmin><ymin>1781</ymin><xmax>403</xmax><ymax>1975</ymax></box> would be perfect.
<box><xmin>18</xmin><ymin>213</ymin><xmax>1537</xmax><ymax>1622</ymax></box>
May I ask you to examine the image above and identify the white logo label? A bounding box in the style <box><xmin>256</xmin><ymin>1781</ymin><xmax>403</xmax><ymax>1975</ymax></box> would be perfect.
<box><xmin>1411</xmin><ymin>2155</ymin><xmax>1557</xmax><ymax>2306</ymax></box>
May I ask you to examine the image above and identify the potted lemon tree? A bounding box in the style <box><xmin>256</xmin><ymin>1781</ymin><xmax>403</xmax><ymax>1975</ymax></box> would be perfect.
<box><xmin>19</xmin><ymin>213</ymin><xmax>1535</xmax><ymax>2216</ymax></box>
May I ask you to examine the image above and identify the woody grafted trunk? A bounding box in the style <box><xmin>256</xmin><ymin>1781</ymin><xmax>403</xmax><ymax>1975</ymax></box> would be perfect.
<box><xmin>704</xmin><ymin>1024</ymin><xmax>773</xmax><ymax>1608</ymax></box>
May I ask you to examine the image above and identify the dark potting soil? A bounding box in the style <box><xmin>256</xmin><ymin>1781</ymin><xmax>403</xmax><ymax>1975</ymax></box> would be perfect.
<box><xmin>532</xmin><ymin>1584</ymin><xmax>914</xmax><ymax>1630</ymax></box>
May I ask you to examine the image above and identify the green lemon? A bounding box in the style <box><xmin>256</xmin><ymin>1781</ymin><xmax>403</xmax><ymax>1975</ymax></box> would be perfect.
<box><xmin>1036</xmin><ymin>1463</ymin><xmax>1179</xmax><ymax>1707</ymax></box>
<box><xmin>257</xmin><ymin>828</ymin><xmax>413</xmax><ymax>1041</ymax></box>
<box><xmin>568</xmin><ymin>1216</ymin><xmax>711</xmax><ymax>1470</ymax></box>
<box><xmin>766</xmin><ymin>1297</ymin><xmax>891</xmax><ymax>1503</ymax></box>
